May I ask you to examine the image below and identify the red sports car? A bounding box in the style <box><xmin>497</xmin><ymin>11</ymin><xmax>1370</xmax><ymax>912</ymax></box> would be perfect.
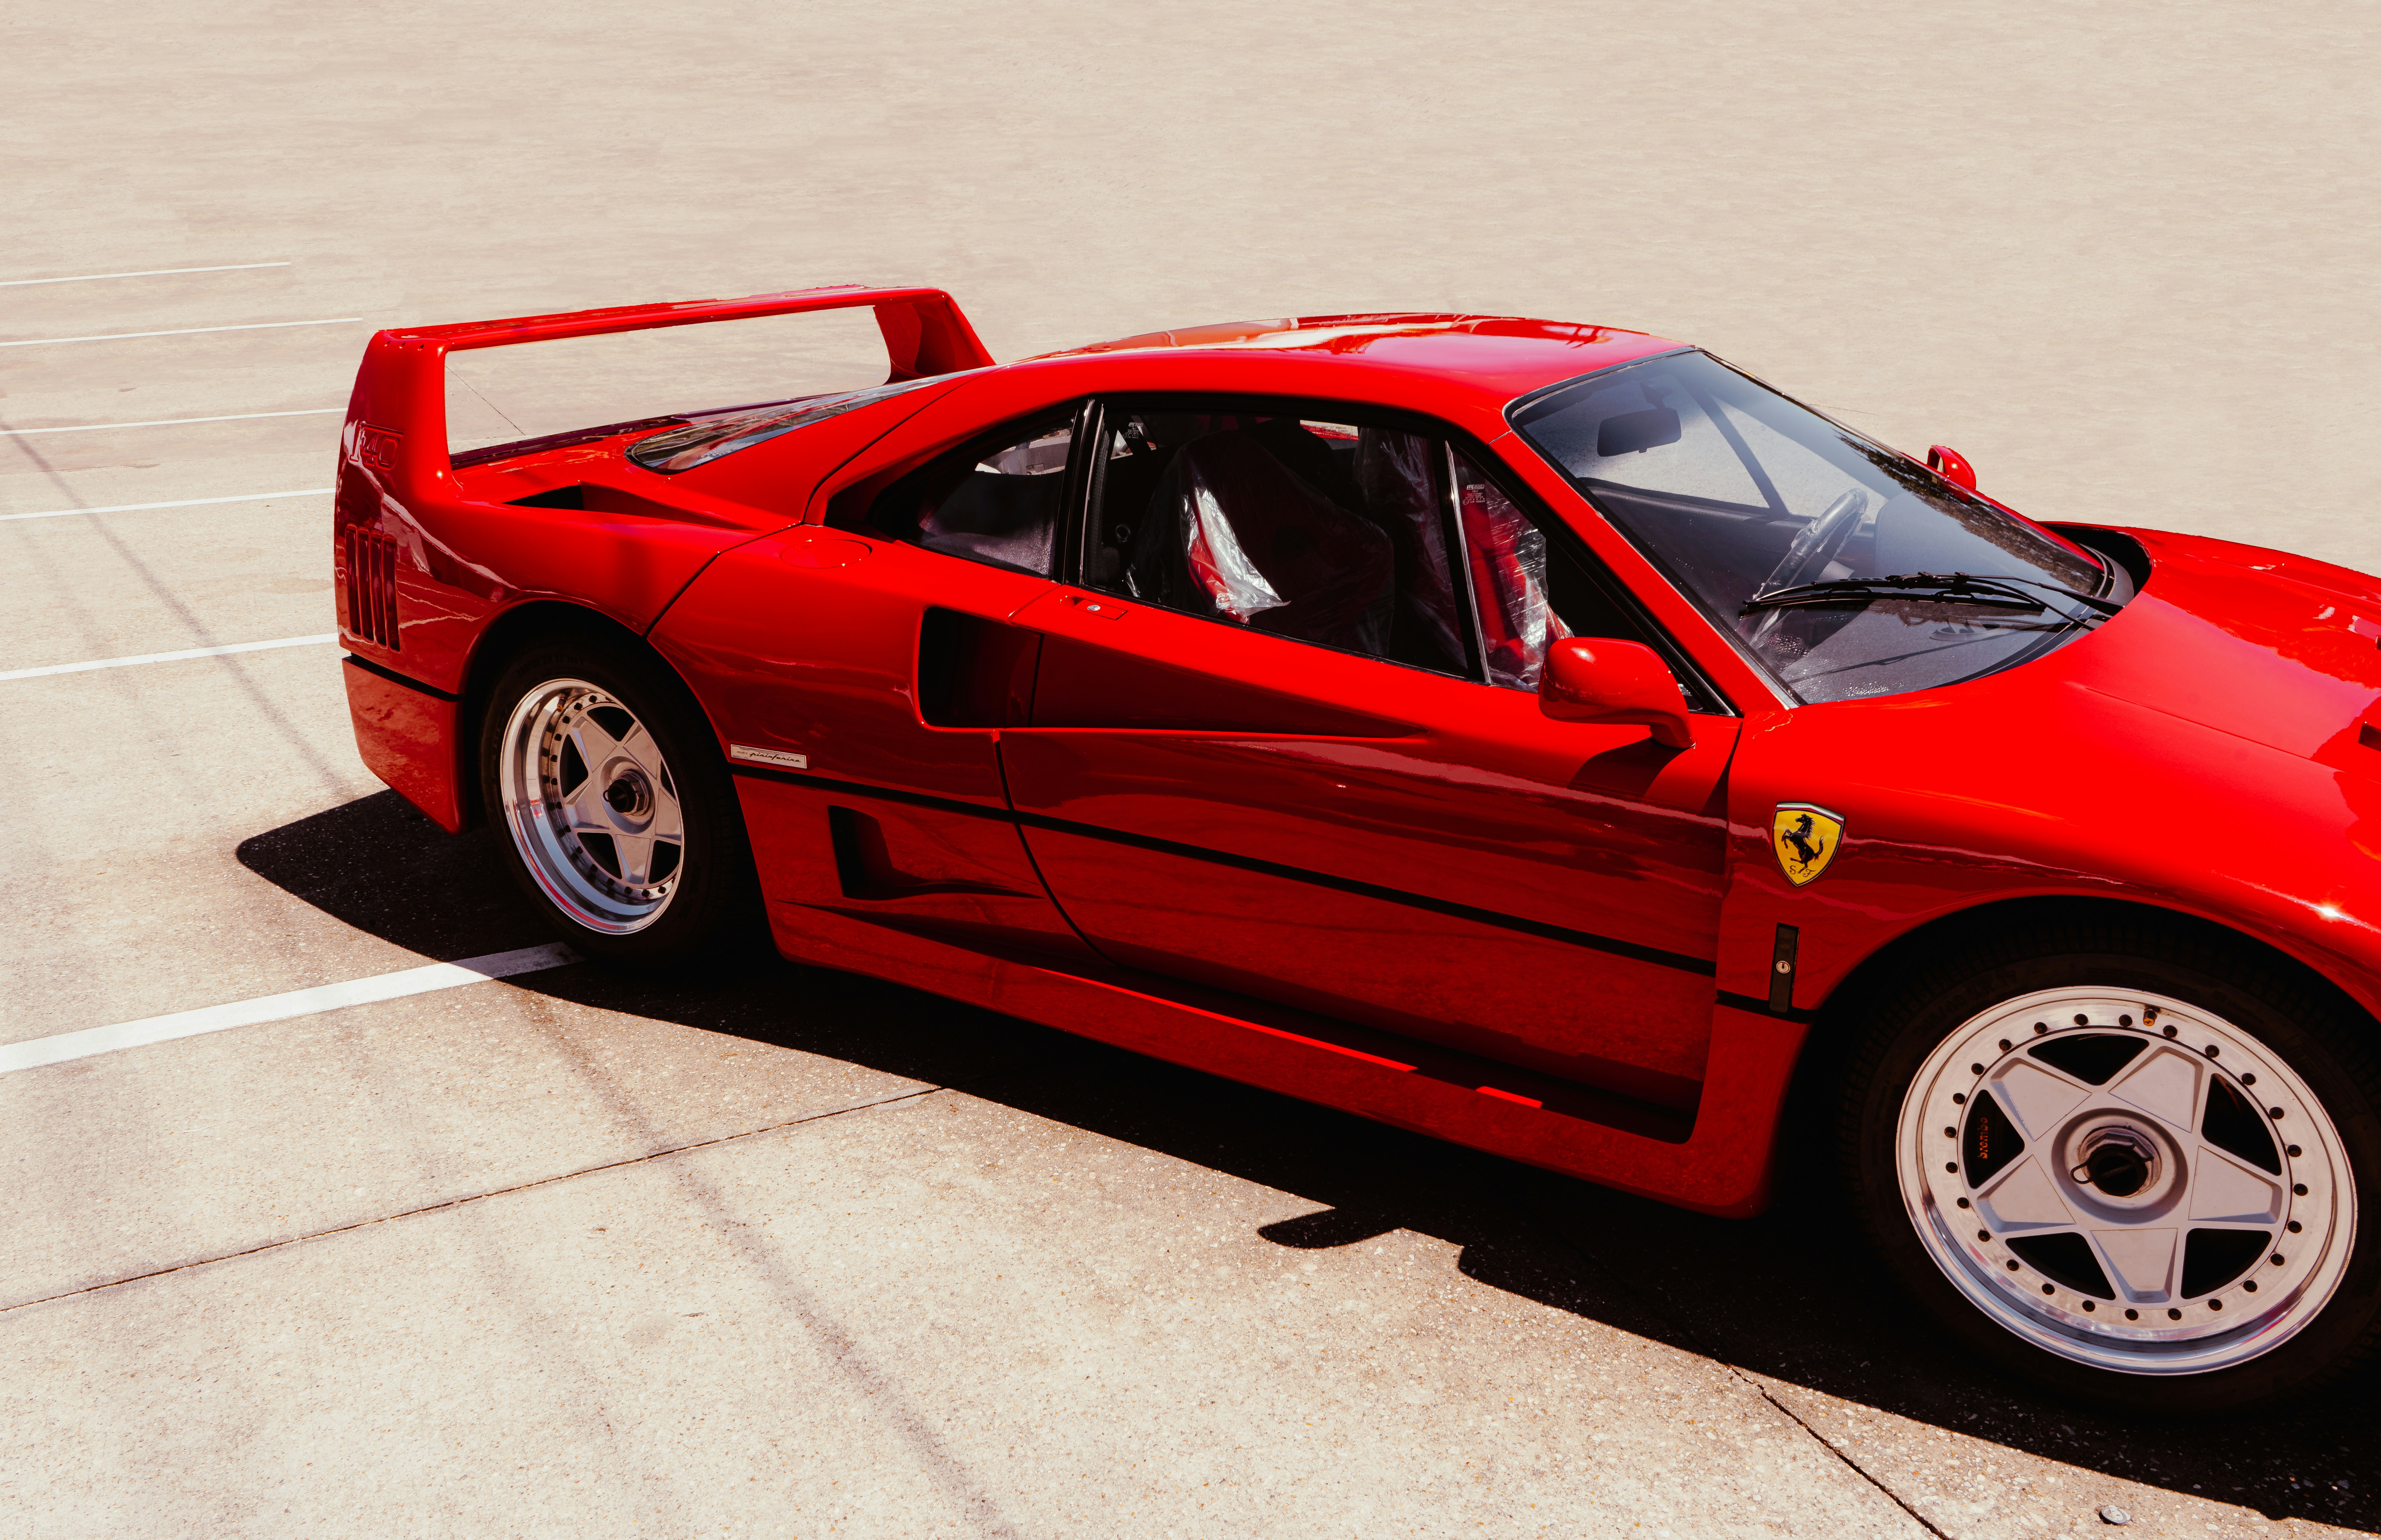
<box><xmin>334</xmin><ymin>285</ymin><xmax>2378</xmax><ymax>1412</ymax></box>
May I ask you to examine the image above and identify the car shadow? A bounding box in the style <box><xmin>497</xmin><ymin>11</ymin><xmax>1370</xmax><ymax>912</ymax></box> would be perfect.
<box><xmin>239</xmin><ymin>791</ymin><xmax>2379</xmax><ymax>1531</ymax></box>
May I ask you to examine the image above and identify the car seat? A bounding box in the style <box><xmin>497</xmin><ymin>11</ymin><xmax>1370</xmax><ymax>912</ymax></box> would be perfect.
<box><xmin>1125</xmin><ymin>429</ymin><xmax>1392</xmax><ymax>656</ymax></box>
<box><xmin>1354</xmin><ymin>428</ymin><xmax>1468</xmax><ymax>673</ymax></box>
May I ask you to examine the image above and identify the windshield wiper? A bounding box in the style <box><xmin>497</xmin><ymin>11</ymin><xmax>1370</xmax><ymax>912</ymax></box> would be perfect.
<box><xmin>1742</xmin><ymin>573</ymin><xmax>2045</xmax><ymax>615</ymax></box>
<box><xmin>1740</xmin><ymin>571</ymin><xmax>2126</xmax><ymax>621</ymax></box>
<box><xmin>1985</xmin><ymin>573</ymin><xmax>2127</xmax><ymax>616</ymax></box>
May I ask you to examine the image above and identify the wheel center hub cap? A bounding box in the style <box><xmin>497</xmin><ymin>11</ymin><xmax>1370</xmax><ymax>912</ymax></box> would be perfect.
<box><xmin>600</xmin><ymin>762</ymin><xmax>652</xmax><ymax>824</ymax></box>
<box><xmin>2057</xmin><ymin>1114</ymin><xmax>2179</xmax><ymax>1213</ymax></box>
<box><xmin>2073</xmin><ymin>1126</ymin><xmax>2158</xmax><ymax>1198</ymax></box>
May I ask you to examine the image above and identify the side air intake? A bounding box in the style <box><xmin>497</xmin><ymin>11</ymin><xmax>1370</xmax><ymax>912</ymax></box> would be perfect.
<box><xmin>344</xmin><ymin>520</ymin><xmax>402</xmax><ymax>650</ymax></box>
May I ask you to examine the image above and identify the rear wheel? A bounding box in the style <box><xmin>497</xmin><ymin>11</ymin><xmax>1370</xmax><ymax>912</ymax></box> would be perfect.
<box><xmin>481</xmin><ymin>638</ymin><xmax>758</xmax><ymax>966</ymax></box>
<box><xmin>1844</xmin><ymin>921</ymin><xmax>2380</xmax><ymax>1411</ymax></box>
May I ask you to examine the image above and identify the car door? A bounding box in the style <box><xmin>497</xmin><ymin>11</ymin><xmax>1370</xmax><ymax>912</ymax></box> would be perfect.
<box><xmin>652</xmin><ymin>392</ymin><xmax>1096</xmax><ymax>963</ymax></box>
<box><xmin>997</xmin><ymin>398</ymin><xmax>1741</xmax><ymax>1112</ymax></box>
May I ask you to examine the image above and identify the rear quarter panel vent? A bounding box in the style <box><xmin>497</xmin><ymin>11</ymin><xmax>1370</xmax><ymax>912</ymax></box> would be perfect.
<box><xmin>337</xmin><ymin>460</ymin><xmax>402</xmax><ymax>650</ymax></box>
<box><xmin>343</xmin><ymin>530</ymin><xmax>402</xmax><ymax>651</ymax></box>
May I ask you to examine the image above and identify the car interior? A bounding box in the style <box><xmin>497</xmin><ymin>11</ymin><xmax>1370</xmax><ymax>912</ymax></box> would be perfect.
<box><xmin>875</xmin><ymin>400</ymin><xmax>1692</xmax><ymax>701</ymax></box>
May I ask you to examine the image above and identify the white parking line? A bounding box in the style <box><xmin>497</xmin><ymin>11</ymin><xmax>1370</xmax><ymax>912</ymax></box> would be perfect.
<box><xmin>4</xmin><ymin>409</ymin><xmax>340</xmax><ymax>436</ymax></box>
<box><xmin>0</xmin><ymin>634</ymin><xmax>337</xmax><ymax>682</ymax></box>
<box><xmin>0</xmin><ymin>945</ymin><xmax>580</xmax><ymax>1074</ymax></box>
<box><xmin>0</xmin><ymin>318</ymin><xmax>362</xmax><ymax>348</ymax></box>
<box><xmin>0</xmin><ymin>261</ymin><xmax>291</xmax><ymax>288</ymax></box>
<box><xmin>0</xmin><ymin>488</ymin><xmax>334</xmax><ymax>522</ymax></box>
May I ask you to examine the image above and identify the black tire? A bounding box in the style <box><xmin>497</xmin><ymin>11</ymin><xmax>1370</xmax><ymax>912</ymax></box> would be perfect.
<box><xmin>1839</xmin><ymin>913</ymin><xmax>2381</xmax><ymax>1413</ymax></box>
<box><xmin>479</xmin><ymin>634</ymin><xmax>761</xmax><ymax>968</ymax></box>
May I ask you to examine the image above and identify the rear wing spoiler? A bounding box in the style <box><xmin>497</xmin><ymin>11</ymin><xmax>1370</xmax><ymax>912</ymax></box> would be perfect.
<box><xmin>340</xmin><ymin>284</ymin><xmax>995</xmax><ymax>493</ymax></box>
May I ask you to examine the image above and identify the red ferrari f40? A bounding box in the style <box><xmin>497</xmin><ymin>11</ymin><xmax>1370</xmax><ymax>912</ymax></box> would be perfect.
<box><xmin>334</xmin><ymin>285</ymin><xmax>2379</xmax><ymax>1411</ymax></box>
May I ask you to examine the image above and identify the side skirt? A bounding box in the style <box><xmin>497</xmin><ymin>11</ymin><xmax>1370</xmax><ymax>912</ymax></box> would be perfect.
<box><xmin>770</xmin><ymin>892</ymin><xmax>1807</xmax><ymax>1219</ymax></box>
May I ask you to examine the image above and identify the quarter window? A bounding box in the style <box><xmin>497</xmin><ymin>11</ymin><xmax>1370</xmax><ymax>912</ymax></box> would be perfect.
<box><xmin>871</xmin><ymin>415</ymin><xmax>1073</xmax><ymax>577</ymax></box>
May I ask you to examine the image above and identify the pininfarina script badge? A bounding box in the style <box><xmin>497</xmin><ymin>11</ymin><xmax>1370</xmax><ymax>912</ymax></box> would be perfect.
<box><xmin>1771</xmin><ymin>803</ymin><xmax>1844</xmax><ymax>887</ymax></box>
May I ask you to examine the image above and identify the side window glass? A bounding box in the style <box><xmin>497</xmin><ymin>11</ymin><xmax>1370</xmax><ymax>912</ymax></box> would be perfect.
<box><xmin>872</xmin><ymin>416</ymin><xmax>1072</xmax><ymax>576</ymax></box>
<box><xmin>1453</xmin><ymin>449</ymin><xmax>1678</xmax><ymax>697</ymax></box>
<box><xmin>1087</xmin><ymin>408</ymin><xmax>1467</xmax><ymax>675</ymax></box>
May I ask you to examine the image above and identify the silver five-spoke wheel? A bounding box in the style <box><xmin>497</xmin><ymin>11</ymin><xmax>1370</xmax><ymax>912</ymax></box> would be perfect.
<box><xmin>496</xmin><ymin>676</ymin><xmax>686</xmax><ymax>934</ymax></box>
<box><xmin>1899</xmin><ymin>986</ymin><xmax>2356</xmax><ymax>1376</ymax></box>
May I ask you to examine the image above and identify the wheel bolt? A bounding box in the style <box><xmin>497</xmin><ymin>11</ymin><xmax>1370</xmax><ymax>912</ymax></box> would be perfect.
<box><xmin>1956</xmin><ymin>1197</ymin><xmax>1971</xmax><ymax>1209</ymax></box>
<box><xmin>2294</xmin><ymin>1183</ymin><xmax>2308</xmax><ymax>1196</ymax></box>
<box><xmin>2069</xmin><ymin>1015</ymin><xmax>2085</xmax><ymax>1027</ymax></box>
<box><xmin>2244</xmin><ymin>1280</ymin><xmax>2259</xmax><ymax>1293</ymax></box>
<box><xmin>2210</xmin><ymin>1298</ymin><xmax>2223</xmax><ymax>1310</ymax></box>
<box><xmin>1970</xmin><ymin>1063</ymin><xmax>1985</xmax><ymax>1076</ymax></box>
<box><xmin>2163</xmin><ymin>1025</ymin><xmax>2178</xmax><ymax>1038</ymax></box>
<box><xmin>2270</xmin><ymin>1107</ymin><xmax>2286</xmax><ymax>1120</ymax></box>
<box><xmin>2082</xmin><ymin>1300</ymin><xmax>2096</xmax><ymax>1312</ymax></box>
<box><xmin>2242</xmin><ymin>1073</ymin><xmax>2257</xmax><ymax>1087</ymax></box>
<box><xmin>1978</xmin><ymin>1229</ymin><xmax>1990</xmax><ymax>1242</ymax></box>
<box><xmin>1945</xmin><ymin>1126</ymin><xmax>1956</xmax><ymax>1138</ymax></box>
<box><xmin>1946</xmin><ymin>1163</ymin><xmax>1958</xmax><ymax>1173</ymax></box>
<box><xmin>2119</xmin><ymin>1015</ymin><xmax>2134</xmax><ymax>1026</ymax></box>
<box><xmin>2287</xmin><ymin>1220</ymin><xmax>2302</xmax><ymax>1233</ymax></box>
<box><xmin>2042</xmin><ymin>1283</ymin><xmax>2056</xmax><ymax>1295</ymax></box>
<box><xmin>2125</xmin><ymin>1309</ymin><xmax>2139</xmax><ymax>1320</ymax></box>
<box><xmin>2203</xmin><ymin>1044</ymin><xmax>2220</xmax><ymax>1058</ymax></box>
<box><xmin>2007</xmin><ymin>1260</ymin><xmax>2020</xmax><ymax>1272</ymax></box>
<box><xmin>2168</xmin><ymin>1308</ymin><xmax>2182</xmax><ymax>1319</ymax></box>
<box><xmin>1953</xmin><ymin>1092</ymin><xmax>1966</xmax><ymax>1105</ymax></box>
<box><xmin>2272</xmin><ymin>1254</ymin><xmax>2287</xmax><ymax>1266</ymax></box>
<box><xmin>1998</xmin><ymin>1039</ymin><xmax>2012</xmax><ymax>1051</ymax></box>
<box><xmin>2287</xmin><ymin>1144</ymin><xmax>2301</xmax><ymax>1157</ymax></box>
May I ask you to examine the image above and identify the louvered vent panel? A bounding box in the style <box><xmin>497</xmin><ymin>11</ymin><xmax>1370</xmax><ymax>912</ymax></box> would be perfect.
<box><xmin>345</xmin><ymin>525</ymin><xmax>402</xmax><ymax>650</ymax></box>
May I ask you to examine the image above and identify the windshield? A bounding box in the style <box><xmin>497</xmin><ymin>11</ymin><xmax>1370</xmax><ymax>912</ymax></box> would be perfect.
<box><xmin>626</xmin><ymin>375</ymin><xmax>949</xmax><ymax>473</ymax></box>
<box><xmin>1509</xmin><ymin>351</ymin><xmax>2115</xmax><ymax>704</ymax></box>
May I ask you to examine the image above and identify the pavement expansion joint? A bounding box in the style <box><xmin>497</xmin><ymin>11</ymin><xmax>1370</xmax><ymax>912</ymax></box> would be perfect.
<box><xmin>0</xmin><ymin>1083</ymin><xmax>948</xmax><ymax>1316</ymax></box>
<box><xmin>1729</xmin><ymin>1368</ymin><xmax>1953</xmax><ymax>1539</ymax></box>
<box><xmin>1539</xmin><ymin>1213</ymin><xmax>1951</xmax><ymax>1538</ymax></box>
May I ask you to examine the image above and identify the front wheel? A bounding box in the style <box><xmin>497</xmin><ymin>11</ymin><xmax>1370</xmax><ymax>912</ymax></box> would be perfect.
<box><xmin>1843</xmin><ymin>921</ymin><xmax>2380</xmax><ymax>1412</ymax></box>
<box><xmin>481</xmin><ymin>637</ymin><xmax>759</xmax><ymax>967</ymax></box>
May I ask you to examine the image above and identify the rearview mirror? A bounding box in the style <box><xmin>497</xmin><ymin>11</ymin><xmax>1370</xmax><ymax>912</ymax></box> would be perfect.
<box><xmin>1926</xmin><ymin>444</ymin><xmax>1977</xmax><ymax>491</ymax></box>
<box><xmin>1597</xmin><ymin>407</ymin><xmax>1681</xmax><ymax>457</ymax></box>
<box><xmin>1539</xmin><ymin>639</ymin><xmax>1693</xmax><ymax>748</ymax></box>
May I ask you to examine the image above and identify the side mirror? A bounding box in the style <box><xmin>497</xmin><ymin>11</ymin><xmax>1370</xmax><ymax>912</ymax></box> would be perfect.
<box><xmin>1539</xmin><ymin>639</ymin><xmax>1693</xmax><ymax>748</ymax></box>
<box><xmin>1926</xmin><ymin>444</ymin><xmax>1977</xmax><ymax>491</ymax></box>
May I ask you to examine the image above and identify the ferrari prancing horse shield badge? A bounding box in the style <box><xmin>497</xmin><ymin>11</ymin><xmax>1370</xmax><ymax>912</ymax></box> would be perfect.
<box><xmin>1772</xmin><ymin>803</ymin><xmax>1845</xmax><ymax>886</ymax></box>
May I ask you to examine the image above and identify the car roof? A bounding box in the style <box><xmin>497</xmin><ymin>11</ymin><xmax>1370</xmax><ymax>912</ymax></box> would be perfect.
<box><xmin>1025</xmin><ymin>313</ymin><xmax>1687</xmax><ymax>412</ymax></box>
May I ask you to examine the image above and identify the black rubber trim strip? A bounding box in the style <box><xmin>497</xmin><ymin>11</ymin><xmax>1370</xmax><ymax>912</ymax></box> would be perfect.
<box><xmin>342</xmin><ymin>651</ymin><xmax>459</xmax><ymax>703</ymax></box>
<box><xmin>731</xmin><ymin>762</ymin><xmax>1718</xmax><ymax>978</ymax></box>
<box><xmin>1502</xmin><ymin>346</ymin><xmax>1697</xmax><ymax>423</ymax></box>
<box><xmin>1717</xmin><ymin>989</ymin><xmax>1817</xmax><ymax>1025</ymax></box>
